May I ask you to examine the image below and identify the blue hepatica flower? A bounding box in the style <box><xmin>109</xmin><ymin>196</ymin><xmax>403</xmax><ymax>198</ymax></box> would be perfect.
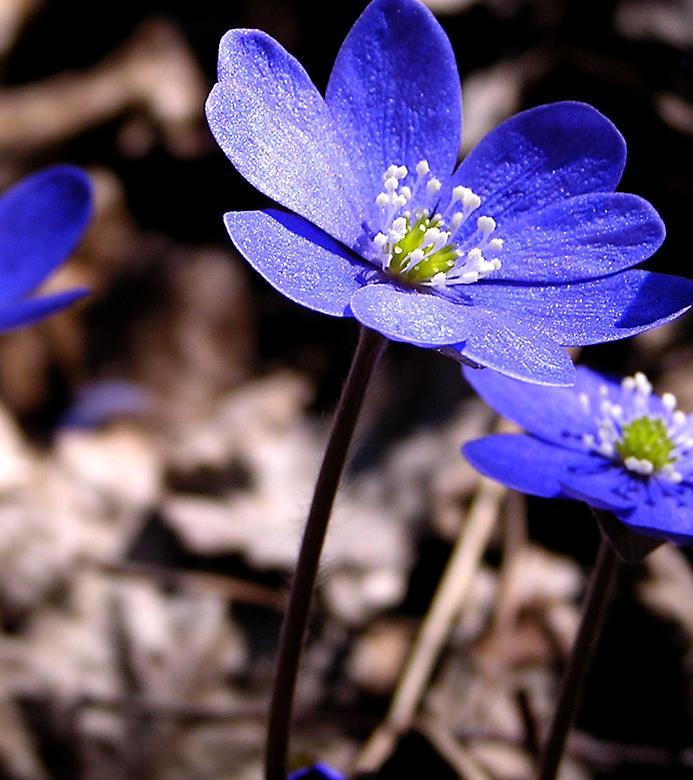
<box><xmin>288</xmin><ymin>764</ymin><xmax>344</xmax><ymax>780</ymax></box>
<box><xmin>463</xmin><ymin>366</ymin><xmax>693</xmax><ymax>544</ymax></box>
<box><xmin>0</xmin><ymin>165</ymin><xmax>91</xmax><ymax>329</ymax></box>
<box><xmin>206</xmin><ymin>0</ymin><xmax>693</xmax><ymax>386</ymax></box>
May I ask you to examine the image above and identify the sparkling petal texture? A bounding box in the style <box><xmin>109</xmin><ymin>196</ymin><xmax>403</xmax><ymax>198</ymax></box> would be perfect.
<box><xmin>463</xmin><ymin>365</ymin><xmax>607</xmax><ymax>446</ymax></box>
<box><xmin>464</xmin><ymin>366</ymin><xmax>693</xmax><ymax>543</ymax></box>
<box><xmin>207</xmin><ymin>30</ymin><xmax>367</xmax><ymax>248</ymax></box>
<box><xmin>207</xmin><ymin>2</ymin><xmax>691</xmax><ymax>386</ymax></box>
<box><xmin>326</xmin><ymin>0</ymin><xmax>461</xmax><ymax>203</ymax></box>
<box><xmin>445</xmin><ymin>102</ymin><xmax>626</xmax><ymax>225</ymax></box>
<box><xmin>445</xmin><ymin>309</ymin><xmax>575</xmax><ymax>385</ymax></box>
<box><xmin>466</xmin><ymin>270</ymin><xmax>693</xmax><ymax>345</ymax></box>
<box><xmin>0</xmin><ymin>166</ymin><xmax>91</xmax><ymax>301</ymax></box>
<box><xmin>225</xmin><ymin>210</ymin><xmax>370</xmax><ymax>317</ymax></box>
<box><xmin>463</xmin><ymin>434</ymin><xmax>593</xmax><ymax>498</ymax></box>
<box><xmin>0</xmin><ymin>287</ymin><xmax>88</xmax><ymax>331</ymax></box>
<box><xmin>492</xmin><ymin>193</ymin><xmax>665</xmax><ymax>283</ymax></box>
<box><xmin>349</xmin><ymin>284</ymin><xmax>472</xmax><ymax>345</ymax></box>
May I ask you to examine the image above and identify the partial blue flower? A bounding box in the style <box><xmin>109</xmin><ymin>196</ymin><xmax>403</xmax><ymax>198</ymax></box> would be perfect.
<box><xmin>0</xmin><ymin>166</ymin><xmax>91</xmax><ymax>329</ymax></box>
<box><xmin>463</xmin><ymin>366</ymin><xmax>693</xmax><ymax>544</ymax></box>
<box><xmin>59</xmin><ymin>380</ymin><xmax>152</xmax><ymax>429</ymax></box>
<box><xmin>206</xmin><ymin>0</ymin><xmax>692</xmax><ymax>386</ymax></box>
<box><xmin>288</xmin><ymin>764</ymin><xmax>345</xmax><ymax>780</ymax></box>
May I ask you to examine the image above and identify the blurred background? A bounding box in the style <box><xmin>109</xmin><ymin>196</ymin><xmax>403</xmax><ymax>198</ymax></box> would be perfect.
<box><xmin>0</xmin><ymin>0</ymin><xmax>690</xmax><ymax>777</ymax></box>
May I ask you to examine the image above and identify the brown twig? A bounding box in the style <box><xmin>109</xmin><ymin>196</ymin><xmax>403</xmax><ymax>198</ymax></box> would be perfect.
<box><xmin>355</xmin><ymin>476</ymin><xmax>506</xmax><ymax>773</ymax></box>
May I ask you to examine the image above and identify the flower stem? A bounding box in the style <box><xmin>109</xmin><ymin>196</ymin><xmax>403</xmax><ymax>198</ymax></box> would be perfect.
<box><xmin>264</xmin><ymin>326</ymin><xmax>386</xmax><ymax>780</ymax></box>
<box><xmin>537</xmin><ymin>532</ymin><xmax>620</xmax><ymax>780</ymax></box>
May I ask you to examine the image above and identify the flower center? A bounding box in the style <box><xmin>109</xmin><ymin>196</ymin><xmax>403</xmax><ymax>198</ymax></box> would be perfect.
<box><xmin>615</xmin><ymin>417</ymin><xmax>675</xmax><ymax>471</ymax></box>
<box><xmin>371</xmin><ymin>160</ymin><xmax>502</xmax><ymax>286</ymax></box>
<box><xmin>581</xmin><ymin>372</ymin><xmax>692</xmax><ymax>483</ymax></box>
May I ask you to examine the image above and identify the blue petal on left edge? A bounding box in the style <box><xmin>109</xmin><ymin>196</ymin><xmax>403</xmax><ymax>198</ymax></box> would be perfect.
<box><xmin>0</xmin><ymin>287</ymin><xmax>88</xmax><ymax>331</ymax></box>
<box><xmin>225</xmin><ymin>210</ymin><xmax>371</xmax><ymax>317</ymax></box>
<box><xmin>326</xmin><ymin>0</ymin><xmax>461</xmax><ymax>199</ymax></box>
<box><xmin>0</xmin><ymin>166</ymin><xmax>92</xmax><ymax>302</ymax></box>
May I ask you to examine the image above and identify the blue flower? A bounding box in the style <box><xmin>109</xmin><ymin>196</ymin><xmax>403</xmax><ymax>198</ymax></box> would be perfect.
<box><xmin>206</xmin><ymin>0</ymin><xmax>693</xmax><ymax>386</ymax></box>
<box><xmin>0</xmin><ymin>165</ymin><xmax>91</xmax><ymax>329</ymax></box>
<box><xmin>463</xmin><ymin>366</ymin><xmax>693</xmax><ymax>544</ymax></box>
<box><xmin>59</xmin><ymin>380</ymin><xmax>151</xmax><ymax>429</ymax></box>
<box><xmin>288</xmin><ymin>764</ymin><xmax>344</xmax><ymax>780</ymax></box>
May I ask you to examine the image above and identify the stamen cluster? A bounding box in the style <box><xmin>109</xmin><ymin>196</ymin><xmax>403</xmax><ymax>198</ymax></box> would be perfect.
<box><xmin>580</xmin><ymin>372</ymin><xmax>693</xmax><ymax>483</ymax></box>
<box><xmin>371</xmin><ymin>160</ymin><xmax>502</xmax><ymax>286</ymax></box>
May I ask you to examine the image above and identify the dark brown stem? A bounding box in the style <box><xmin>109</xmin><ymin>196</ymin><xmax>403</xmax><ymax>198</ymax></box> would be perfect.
<box><xmin>264</xmin><ymin>327</ymin><xmax>386</xmax><ymax>780</ymax></box>
<box><xmin>537</xmin><ymin>533</ymin><xmax>620</xmax><ymax>780</ymax></box>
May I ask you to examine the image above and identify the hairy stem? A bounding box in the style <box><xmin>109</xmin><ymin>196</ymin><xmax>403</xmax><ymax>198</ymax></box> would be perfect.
<box><xmin>538</xmin><ymin>533</ymin><xmax>620</xmax><ymax>780</ymax></box>
<box><xmin>265</xmin><ymin>326</ymin><xmax>386</xmax><ymax>780</ymax></box>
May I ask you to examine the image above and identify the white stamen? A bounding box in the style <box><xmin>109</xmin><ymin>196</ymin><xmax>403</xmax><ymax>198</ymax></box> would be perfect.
<box><xmin>582</xmin><ymin>372</ymin><xmax>692</xmax><ymax>484</ymax></box>
<box><xmin>624</xmin><ymin>456</ymin><xmax>654</xmax><ymax>475</ymax></box>
<box><xmin>384</xmin><ymin>176</ymin><xmax>399</xmax><ymax>192</ymax></box>
<box><xmin>427</xmin><ymin>177</ymin><xmax>442</xmax><ymax>194</ymax></box>
<box><xmin>477</xmin><ymin>216</ymin><xmax>496</xmax><ymax>235</ymax></box>
<box><xmin>662</xmin><ymin>392</ymin><xmax>677</xmax><ymax>411</ymax></box>
<box><xmin>661</xmin><ymin>464</ymin><xmax>683</xmax><ymax>483</ymax></box>
<box><xmin>369</xmin><ymin>162</ymin><xmax>502</xmax><ymax>287</ymax></box>
<box><xmin>373</xmin><ymin>232</ymin><xmax>387</xmax><ymax>251</ymax></box>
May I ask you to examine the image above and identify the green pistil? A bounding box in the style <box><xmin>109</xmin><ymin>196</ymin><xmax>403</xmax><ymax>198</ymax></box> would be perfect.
<box><xmin>389</xmin><ymin>216</ymin><xmax>458</xmax><ymax>283</ymax></box>
<box><xmin>615</xmin><ymin>416</ymin><xmax>676</xmax><ymax>470</ymax></box>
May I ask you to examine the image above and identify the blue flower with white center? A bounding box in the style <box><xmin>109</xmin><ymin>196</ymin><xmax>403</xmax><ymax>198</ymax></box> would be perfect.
<box><xmin>288</xmin><ymin>764</ymin><xmax>344</xmax><ymax>780</ymax></box>
<box><xmin>0</xmin><ymin>166</ymin><xmax>91</xmax><ymax>329</ymax></box>
<box><xmin>463</xmin><ymin>366</ymin><xmax>693</xmax><ymax>543</ymax></box>
<box><xmin>206</xmin><ymin>0</ymin><xmax>693</xmax><ymax>386</ymax></box>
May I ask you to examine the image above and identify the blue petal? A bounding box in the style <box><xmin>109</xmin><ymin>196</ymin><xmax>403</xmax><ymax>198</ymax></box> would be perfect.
<box><xmin>288</xmin><ymin>764</ymin><xmax>345</xmax><ymax>780</ymax></box>
<box><xmin>616</xmin><ymin>479</ymin><xmax>693</xmax><ymax>544</ymax></box>
<box><xmin>445</xmin><ymin>102</ymin><xmax>626</xmax><ymax>225</ymax></box>
<box><xmin>491</xmin><ymin>193</ymin><xmax>665</xmax><ymax>283</ymax></box>
<box><xmin>349</xmin><ymin>283</ymin><xmax>472</xmax><ymax>345</ymax></box>
<box><xmin>463</xmin><ymin>434</ymin><xmax>595</xmax><ymax>498</ymax></box>
<box><xmin>0</xmin><ymin>287</ymin><xmax>88</xmax><ymax>330</ymax></box>
<box><xmin>207</xmin><ymin>30</ymin><xmax>368</xmax><ymax>248</ymax></box>
<box><xmin>465</xmin><ymin>270</ymin><xmax>693</xmax><ymax>345</ymax></box>
<box><xmin>560</xmin><ymin>467</ymin><xmax>640</xmax><ymax>512</ymax></box>
<box><xmin>326</xmin><ymin>0</ymin><xmax>461</xmax><ymax>202</ymax></box>
<box><xmin>60</xmin><ymin>380</ymin><xmax>151</xmax><ymax>429</ymax></box>
<box><xmin>225</xmin><ymin>210</ymin><xmax>371</xmax><ymax>317</ymax></box>
<box><xmin>0</xmin><ymin>166</ymin><xmax>91</xmax><ymax>302</ymax></box>
<box><xmin>463</xmin><ymin>364</ymin><xmax>607</xmax><ymax>445</ymax></box>
<box><xmin>444</xmin><ymin>308</ymin><xmax>575</xmax><ymax>385</ymax></box>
